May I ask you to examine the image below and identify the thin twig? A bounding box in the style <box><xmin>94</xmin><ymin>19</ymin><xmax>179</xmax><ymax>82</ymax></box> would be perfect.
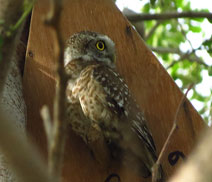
<box><xmin>178</xmin><ymin>22</ymin><xmax>194</xmax><ymax>50</ymax></box>
<box><xmin>150</xmin><ymin>46</ymin><xmax>182</xmax><ymax>54</ymax></box>
<box><xmin>152</xmin><ymin>84</ymin><xmax>193</xmax><ymax>182</ymax></box>
<box><xmin>40</xmin><ymin>105</ymin><xmax>52</xmax><ymax>152</ymax></box>
<box><xmin>6</xmin><ymin>1</ymin><xmax>34</xmax><ymax>37</ymax></box>
<box><xmin>126</xmin><ymin>11</ymin><xmax>212</xmax><ymax>22</ymax></box>
<box><xmin>44</xmin><ymin>0</ymin><xmax>69</xmax><ymax>180</ymax></box>
<box><xmin>0</xmin><ymin>0</ymin><xmax>31</xmax><ymax>95</ymax></box>
<box><xmin>149</xmin><ymin>46</ymin><xmax>209</xmax><ymax>69</ymax></box>
<box><xmin>166</xmin><ymin>52</ymin><xmax>208</xmax><ymax>69</ymax></box>
<box><xmin>0</xmin><ymin>1</ymin><xmax>52</xmax><ymax>181</ymax></box>
<box><xmin>145</xmin><ymin>21</ymin><xmax>162</xmax><ymax>40</ymax></box>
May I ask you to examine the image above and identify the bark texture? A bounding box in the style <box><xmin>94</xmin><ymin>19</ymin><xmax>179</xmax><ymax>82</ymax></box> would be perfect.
<box><xmin>0</xmin><ymin>0</ymin><xmax>26</xmax><ymax>181</ymax></box>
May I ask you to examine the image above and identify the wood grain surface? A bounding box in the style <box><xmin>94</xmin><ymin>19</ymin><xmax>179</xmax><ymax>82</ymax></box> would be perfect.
<box><xmin>23</xmin><ymin>0</ymin><xmax>206</xmax><ymax>181</ymax></box>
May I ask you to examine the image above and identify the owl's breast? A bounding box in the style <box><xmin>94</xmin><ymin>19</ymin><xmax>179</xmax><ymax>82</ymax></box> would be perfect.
<box><xmin>80</xmin><ymin>77</ymin><xmax>114</xmax><ymax>123</ymax></box>
<box><xmin>70</xmin><ymin>65</ymin><xmax>114</xmax><ymax>124</ymax></box>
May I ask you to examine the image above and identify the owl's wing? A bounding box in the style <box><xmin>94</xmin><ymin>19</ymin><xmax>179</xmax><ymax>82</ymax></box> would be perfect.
<box><xmin>92</xmin><ymin>65</ymin><xmax>156</xmax><ymax>156</ymax></box>
<box><xmin>76</xmin><ymin>64</ymin><xmax>162</xmax><ymax>179</ymax></box>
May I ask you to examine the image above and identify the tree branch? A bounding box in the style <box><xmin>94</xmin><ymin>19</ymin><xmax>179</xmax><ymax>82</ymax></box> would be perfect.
<box><xmin>152</xmin><ymin>85</ymin><xmax>193</xmax><ymax>182</ymax></box>
<box><xmin>178</xmin><ymin>21</ymin><xmax>194</xmax><ymax>50</ymax></box>
<box><xmin>44</xmin><ymin>0</ymin><xmax>69</xmax><ymax>180</ymax></box>
<box><xmin>166</xmin><ymin>54</ymin><xmax>208</xmax><ymax>69</ymax></box>
<box><xmin>150</xmin><ymin>46</ymin><xmax>182</xmax><ymax>54</ymax></box>
<box><xmin>0</xmin><ymin>109</ymin><xmax>54</xmax><ymax>182</ymax></box>
<box><xmin>126</xmin><ymin>11</ymin><xmax>212</xmax><ymax>22</ymax></box>
<box><xmin>41</xmin><ymin>105</ymin><xmax>53</xmax><ymax>152</ymax></box>
<box><xmin>123</xmin><ymin>8</ymin><xmax>145</xmax><ymax>38</ymax></box>
<box><xmin>149</xmin><ymin>46</ymin><xmax>209</xmax><ymax>69</ymax></box>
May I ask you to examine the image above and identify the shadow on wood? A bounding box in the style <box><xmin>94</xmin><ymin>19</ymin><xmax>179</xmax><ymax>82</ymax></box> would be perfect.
<box><xmin>23</xmin><ymin>0</ymin><xmax>205</xmax><ymax>181</ymax></box>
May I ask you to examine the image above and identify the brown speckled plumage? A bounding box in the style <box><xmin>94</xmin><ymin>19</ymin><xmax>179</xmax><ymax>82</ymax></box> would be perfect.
<box><xmin>65</xmin><ymin>31</ymin><xmax>163</xmax><ymax>181</ymax></box>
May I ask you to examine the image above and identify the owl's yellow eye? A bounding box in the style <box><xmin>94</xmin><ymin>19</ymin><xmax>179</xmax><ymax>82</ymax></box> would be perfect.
<box><xmin>96</xmin><ymin>41</ymin><xmax>105</xmax><ymax>51</ymax></box>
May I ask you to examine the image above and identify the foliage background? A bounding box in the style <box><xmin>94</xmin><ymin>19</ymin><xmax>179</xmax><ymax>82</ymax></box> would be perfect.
<box><xmin>117</xmin><ymin>0</ymin><xmax>212</xmax><ymax>124</ymax></box>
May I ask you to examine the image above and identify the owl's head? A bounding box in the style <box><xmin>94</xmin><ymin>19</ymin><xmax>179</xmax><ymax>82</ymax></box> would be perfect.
<box><xmin>64</xmin><ymin>31</ymin><xmax>116</xmax><ymax>68</ymax></box>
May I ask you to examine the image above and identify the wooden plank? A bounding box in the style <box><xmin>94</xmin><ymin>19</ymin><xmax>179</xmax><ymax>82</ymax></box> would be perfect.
<box><xmin>23</xmin><ymin>0</ymin><xmax>206</xmax><ymax>181</ymax></box>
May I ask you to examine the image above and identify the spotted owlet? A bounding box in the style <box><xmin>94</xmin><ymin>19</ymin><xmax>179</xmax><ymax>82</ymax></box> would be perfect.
<box><xmin>64</xmin><ymin>31</ymin><xmax>163</xmax><ymax>181</ymax></box>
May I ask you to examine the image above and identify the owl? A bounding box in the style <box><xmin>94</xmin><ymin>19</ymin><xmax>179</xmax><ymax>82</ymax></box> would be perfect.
<box><xmin>64</xmin><ymin>31</ymin><xmax>163</xmax><ymax>181</ymax></box>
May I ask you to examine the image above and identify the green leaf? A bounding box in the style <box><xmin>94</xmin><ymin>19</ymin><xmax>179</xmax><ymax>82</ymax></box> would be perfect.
<box><xmin>203</xmin><ymin>38</ymin><xmax>212</xmax><ymax>47</ymax></box>
<box><xmin>201</xmin><ymin>8</ymin><xmax>210</xmax><ymax>13</ymax></box>
<box><xmin>170</xmin><ymin>63</ymin><xmax>180</xmax><ymax>79</ymax></box>
<box><xmin>7</xmin><ymin>1</ymin><xmax>33</xmax><ymax>36</ymax></box>
<box><xmin>199</xmin><ymin>105</ymin><xmax>208</xmax><ymax>114</ymax></box>
<box><xmin>203</xmin><ymin>38</ymin><xmax>212</xmax><ymax>55</ymax></box>
<box><xmin>142</xmin><ymin>3</ymin><xmax>150</xmax><ymax>13</ymax></box>
<box><xmin>207</xmin><ymin>18</ymin><xmax>212</xmax><ymax>24</ymax></box>
<box><xmin>126</xmin><ymin>0</ymin><xmax>211</xmax><ymax>123</ymax></box>
<box><xmin>192</xmin><ymin>18</ymin><xmax>204</xmax><ymax>23</ymax></box>
<box><xmin>182</xmin><ymin>1</ymin><xmax>191</xmax><ymax>11</ymax></box>
<box><xmin>150</xmin><ymin>0</ymin><xmax>156</xmax><ymax>6</ymax></box>
<box><xmin>175</xmin><ymin>0</ymin><xmax>183</xmax><ymax>7</ymax></box>
<box><xmin>192</xmin><ymin>91</ymin><xmax>206</xmax><ymax>101</ymax></box>
<box><xmin>181</xmin><ymin>60</ymin><xmax>192</xmax><ymax>69</ymax></box>
<box><xmin>189</xmin><ymin>25</ymin><xmax>201</xmax><ymax>33</ymax></box>
<box><xmin>208</xmin><ymin>66</ymin><xmax>212</xmax><ymax>76</ymax></box>
<box><xmin>161</xmin><ymin>53</ymin><xmax>169</xmax><ymax>61</ymax></box>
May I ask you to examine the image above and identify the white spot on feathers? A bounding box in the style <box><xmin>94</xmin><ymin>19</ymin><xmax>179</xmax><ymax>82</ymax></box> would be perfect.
<box><xmin>124</xmin><ymin>110</ymin><xmax>128</xmax><ymax>116</ymax></box>
<box><xmin>118</xmin><ymin>99</ymin><xmax>124</xmax><ymax>107</ymax></box>
<box><xmin>136</xmin><ymin>115</ymin><xmax>141</xmax><ymax>120</ymax></box>
<box><xmin>113</xmin><ymin>71</ymin><xmax>118</xmax><ymax>76</ymax></box>
<box><xmin>119</xmin><ymin>78</ymin><xmax>124</xmax><ymax>82</ymax></box>
<box><xmin>124</xmin><ymin>91</ymin><xmax>128</xmax><ymax>95</ymax></box>
<box><xmin>124</xmin><ymin>83</ymin><xmax>128</xmax><ymax>88</ymax></box>
<box><xmin>115</xmin><ymin>95</ymin><xmax>120</xmax><ymax>101</ymax></box>
<box><xmin>108</xmin><ymin>102</ymin><xmax>114</xmax><ymax>108</ymax></box>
